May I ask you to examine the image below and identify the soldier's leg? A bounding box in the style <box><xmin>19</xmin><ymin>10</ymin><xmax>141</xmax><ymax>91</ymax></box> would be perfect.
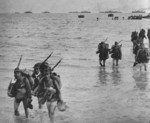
<box><xmin>116</xmin><ymin>59</ymin><xmax>118</xmax><ymax>66</ymax></box>
<box><xmin>23</xmin><ymin>98</ymin><xmax>29</xmax><ymax>118</ymax></box>
<box><xmin>38</xmin><ymin>97</ymin><xmax>43</xmax><ymax>109</ymax></box>
<box><xmin>14</xmin><ymin>98</ymin><xmax>21</xmax><ymax>116</ymax></box>
<box><xmin>113</xmin><ymin>59</ymin><xmax>115</xmax><ymax>66</ymax></box>
<box><xmin>99</xmin><ymin>60</ymin><xmax>103</xmax><ymax>66</ymax></box>
<box><xmin>46</xmin><ymin>101</ymin><xmax>57</xmax><ymax>123</ymax></box>
<box><xmin>144</xmin><ymin>63</ymin><xmax>147</xmax><ymax>71</ymax></box>
<box><xmin>140</xmin><ymin>64</ymin><xmax>142</xmax><ymax>71</ymax></box>
<box><xmin>99</xmin><ymin>57</ymin><xmax>102</xmax><ymax>66</ymax></box>
<box><xmin>103</xmin><ymin>60</ymin><xmax>105</xmax><ymax>67</ymax></box>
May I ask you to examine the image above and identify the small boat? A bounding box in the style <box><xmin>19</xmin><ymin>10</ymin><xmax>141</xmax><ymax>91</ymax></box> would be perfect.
<box><xmin>142</xmin><ymin>13</ymin><xmax>150</xmax><ymax>19</ymax></box>
<box><xmin>78</xmin><ymin>15</ymin><xmax>85</xmax><ymax>18</ymax></box>
<box><xmin>15</xmin><ymin>12</ymin><xmax>20</xmax><ymax>14</ymax></box>
<box><xmin>108</xmin><ymin>13</ymin><xmax>114</xmax><ymax>17</ymax></box>
<box><xmin>81</xmin><ymin>11</ymin><xmax>91</xmax><ymax>13</ymax></box>
<box><xmin>104</xmin><ymin>11</ymin><xmax>122</xmax><ymax>13</ymax></box>
<box><xmin>132</xmin><ymin>10</ymin><xmax>145</xmax><ymax>13</ymax></box>
<box><xmin>128</xmin><ymin>15</ymin><xmax>142</xmax><ymax>20</ymax></box>
<box><xmin>43</xmin><ymin>11</ymin><xmax>50</xmax><ymax>13</ymax></box>
<box><xmin>24</xmin><ymin>11</ymin><xmax>32</xmax><ymax>14</ymax></box>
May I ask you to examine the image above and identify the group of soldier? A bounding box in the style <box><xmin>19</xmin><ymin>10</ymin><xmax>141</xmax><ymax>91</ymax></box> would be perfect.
<box><xmin>96</xmin><ymin>28</ymin><xmax>150</xmax><ymax>71</ymax></box>
<box><xmin>96</xmin><ymin>39</ymin><xmax>122</xmax><ymax>67</ymax></box>
<box><xmin>7</xmin><ymin>54</ymin><xmax>65</xmax><ymax>123</ymax></box>
<box><xmin>131</xmin><ymin>28</ymin><xmax>150</xmax><ymax>71</ymax></box>
<box><xmin>6</xmin><ymin>28</ymin><xmax>150</xmax><ymax>122</ymax></box>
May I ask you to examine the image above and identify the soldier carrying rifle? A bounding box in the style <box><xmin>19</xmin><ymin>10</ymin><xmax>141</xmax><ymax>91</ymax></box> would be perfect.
<box><xmin>7</xmin><ymin>55</ymin><xmax>32</xmax><ymax>118</ymax></box>
<box><xmin>109</xmin><ymin>41</ymin><xmax>122</xmax><ymax>66</ymax></box>
<box><xmin>33</xmin><ymin>53</ymin><xmax>65</xmax><ymax>123</ymax></box>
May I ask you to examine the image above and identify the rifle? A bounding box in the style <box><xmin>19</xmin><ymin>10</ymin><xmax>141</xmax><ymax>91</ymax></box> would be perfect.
<box><xmin>8</xmin><ymin>55</ymin><xmax>22</xmax><ymax>97</ymax></box>
<box><xmin>118</xmin><ymin>40</ymin><xmax>123</xmax><ymax>44</ymax></box>
<box><xmin>17</xmin><ymin>55</ymin><xmax>22</xmax><ymax>68</ymax></box>
<box><xmin>103</xmin><ymin>37</ymin><xmax>108</xmax><ymax>42</ymax></box>
<box><xmin>118</xmin><ymin>40</ymin><xmax>123</xmax><ymax>47</ymax></box>
<box><xmin>51</xmin><ymin>58</ymin><xmax>63</xmax><ymax>71</ymax></box>
<box><xmin>42</xmin><ymin>52</ymin><xmax>53</xmax><ymax>64</ymax></box>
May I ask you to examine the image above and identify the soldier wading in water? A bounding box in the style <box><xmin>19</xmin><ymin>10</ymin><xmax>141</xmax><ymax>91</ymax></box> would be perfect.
<box><xmin>96</xmin><ymin>41</ymin><xmax>110</xmax><ymax>67</ymax></box>
<box><xmin>110</xmin><ymin>41</ymin><xmax>122</xmax><ymax>66</ymax></box>
<box><xmin>34</xmin><ymin>62</ymin><xmax>62</xmax><ymax>123</ymax></box>
<box><xmin>134</xmin><ymin>43</ymin><xmax>150</xmax><ymax>71</ymax></box>
<box><xmin>32</xmin><ymin>63</ymin><xmax>42</xmax><ymax>108</ymax></box>
<box><xmin>11</xmin><ymin>68</ymin><xmax>32</xmax><ymax>118</ymax></box>
<box><xmin>7</xmin><ymin>56</ymin><xmax>33</xmax><ymax>118</ymax></box>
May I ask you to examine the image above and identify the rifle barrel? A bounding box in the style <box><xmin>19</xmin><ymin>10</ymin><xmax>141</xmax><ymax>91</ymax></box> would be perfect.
<box><xmin>42</xmin><ymin>52</ymin><xmax>53</xmax><ymax>64</ymax></box>
<box><xmin>104</xmin><ymin>37</ymin><xmax>108</xmax><ymax>42</ymax></box>
<box><xmin>17</xmin><ymin>55</ymin><xmax>22</xmax><ymax>68</ymax></box>
<box><xmin>51</xmin><ymin>58</ymin><xmax>63</xmax><ymax>71</ymax></box>
<box><xmin>118</xmin><ymin>40</ymin><xmax>123</xmax><ymax>44</ymax></box>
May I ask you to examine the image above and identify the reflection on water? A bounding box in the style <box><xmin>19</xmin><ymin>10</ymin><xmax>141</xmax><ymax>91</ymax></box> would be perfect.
<box><xmin>111</xmin><ymin>66</ymin><xmax>121</xmax><ymax>85</ymax></box>
<box><xmin>98</xmin><ymin>66</ymin><xmax>121</xmax><ymax>86</ymax></box>
<box><xmin>132</xmin><ymin>72</ymin><xmax>149</xmax><ymax>90</ymax></box>
<box><xmin>14</xmin><ymin>116</ymin><xmax>29</xmax><ymax>123</ymax></box>
<box><xmin>112</xmin><ymin>66</ymin><xmax>119</xmax><ymax>73</ymax></box>
<box><xmin>13</xmin><ymin>110</ymin><xmax>50</xmax><ymax>123</ymax></box>
<box><xmin>98</xmin><ymin>67</ymin><xmax>107</xmax><ymax>85</ymax></box>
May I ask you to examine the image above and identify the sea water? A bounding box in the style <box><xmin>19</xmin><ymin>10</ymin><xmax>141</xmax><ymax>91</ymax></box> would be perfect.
<box><xmin>0</xmin><ymin>13</ymin><xmax>150</xmax><ymax>123</ymax></box>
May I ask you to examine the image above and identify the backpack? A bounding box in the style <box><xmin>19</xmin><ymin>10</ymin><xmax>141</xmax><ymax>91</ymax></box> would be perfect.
<box><xmin>131</xmin><ymin>31</ymin><xmax>138</xmax><ymax>41</ymax></box>
<box><xmin>7</xmin><ymin>79</ymin><xmax>17</xmax><ymax>97</ymax></box>
<box><xmin>133</xmin><ymin>44</ymin><xmax>139</xmax><ymax>55</ymax></box>
<box><xmin>147</xmin><ymin>29</ymin><xmax>150</xmax><ymax>38</ymax></box>
<box><xmin>111</xmin><ymin>45</ymin><xmax>122</xmax><ymax>59</ymax></box>
<box><xmin>113</xmin><ymin>45</ymin><xmax>120</xmax><ymax>54</ymax></box>
<box><xmin>137</xmin><ymin>49</ymin><xmax>149</xmax><ymax>63</ymax></box>
<box><xmin>98</xmin><ymin>43</ymin><xmax>102</xmax><ymax>52</ymax></box>
<box><xmin>7</xmin><ymin>77</ymin><xmax>32</xmax><ymax>98</ymax></box>
<box><xmin>139</xmin><ymin>29</ymin><xmax>145</xmax><ymax>38</ymax></box>
<box><xmin>21</xmin><ymin>69</ymin><xmax>34</xmax><ymax>89</ymax></box>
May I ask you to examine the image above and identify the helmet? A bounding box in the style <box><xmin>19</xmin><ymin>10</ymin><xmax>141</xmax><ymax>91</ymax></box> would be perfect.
<box><xmin>14</xmin><ymin>67</ymin><xmax>22</xmax><ymax>73</ymax></box>
<box><xmin>33</xmin><ymin>63</ymin><xmax>41</xmax><ymax>68</ymax></box>
<box><xmin>115</xmin><ymin>42</ymin><xmax>118</xmax><ymax>45</ymax></box>
<box><xmin>39</xmin><ymin>62</ymin><xmax>50</xmax><ymax>71</ymax></box>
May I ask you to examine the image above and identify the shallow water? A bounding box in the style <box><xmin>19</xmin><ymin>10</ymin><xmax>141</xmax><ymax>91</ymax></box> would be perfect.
<box><xmin>0</xmin><ymin>13</ymin><xmax>150</xmax><ymax>123</ymax></box>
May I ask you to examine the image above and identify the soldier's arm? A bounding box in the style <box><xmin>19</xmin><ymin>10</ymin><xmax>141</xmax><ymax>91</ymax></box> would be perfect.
<box><xmin>51</xmin><ymin>74</ymin><xmax>62</xmax><ymax>89</ymax></box>
<box><xmin>33</xmin><ymin>85</ymin><xmax>39</xmax><ymax>95</ymax></box>
<box><xmin>109</xmin><ymin>46</ymin><xmax>113</xmax><ymax>53</ymax></box>
<box><xmin>96</xmin><ymin>44</ymin><xmax>101</xmax><ymax>54</ymax></box>
<box><xmin>51</xmin><ymin>74</ymin><xmax>62</xmax><ymax>101</ymax></box>
<box><xmin>28</xmin><ymin>76</ymin><xmax>34</xmax><ymax>90</ymax></box>
<box><xmin>24</xmin><ymin>78</ymin><xmax>32</xmax><ymax>98</ymax></box>
<box><xmin>53</xmin><ymin>79</ymin><xmax>62</xmax><ymax>101</ymax></box>
<box><xmin>135</xmin><ymin>50</ymin><xmax>140</xmax><ymax>61</ymax></box>
<box><xmin>33</xmin><ymin>77</ymin><xmax>43</xmax><ymax>95</ymax></box>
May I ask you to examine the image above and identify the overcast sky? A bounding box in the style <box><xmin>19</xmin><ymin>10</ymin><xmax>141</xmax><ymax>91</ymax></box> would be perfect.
<box><xmin>0</xmin><ymin>0</ymin><xmax>149</xmax><ymax>13</ymax></box>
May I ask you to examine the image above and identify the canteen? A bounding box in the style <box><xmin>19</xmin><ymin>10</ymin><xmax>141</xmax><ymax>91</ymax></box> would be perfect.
<box><xmin>57</xmin><ymin>101</ymin><xmax>67</xmax><ymax>112</ymax></box>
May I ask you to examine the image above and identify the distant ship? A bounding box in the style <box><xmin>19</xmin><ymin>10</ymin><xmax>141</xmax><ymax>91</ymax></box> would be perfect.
<box><xmin>24</xmin><ymin>11</ymin><xmax>32</xmax><ymax>14</ymax></box>
<box><xmin>69</xmin><ymin>11</ymin><xmax>91</xmax><ymax>13</ymax></box>
<box><xmin>15</xmin><ymin>12</ymin><xmax>20</xmax><ymax>14</ymax></box>
<box><xmin>132</xmin><ymin>10</ymin><xmax>145</xmax><ymax>13</ymax></box>
<box><xmin>103</xmin><ymin>11</ymin><xmax>122</xmax><ymax>13</ymax></box>
<box><xmin>108</xmin><ymin>13</ymin><xmax>114</xmax><ymax>17</ymax></box>
<box><xmin>128</xmin><ymin>15</ymin><xmax>142</xmax><ymax>20</ymax></box>
<box><xmin>81</xmin><ymin>11</ymin><xmax>91</xmax><ymax>13</ymax></box>
<box><xmin>43</xmin><ymin>11</ymin><xmax>50</xmax><ymax>13</ymax></box>
<box><xmin>69</xmin><ymin>11</ymin><xmax>79</xmax><ymax>13</ymax></box>
<box><xmin>142</xmin><ymin>13</ymin><xmax>150</xmax><ymax>19</ymax></box>
<box><xmin>78</xmin><ymin>15</ymin><xmax>85</xmax><ymax>18</ymax></box>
